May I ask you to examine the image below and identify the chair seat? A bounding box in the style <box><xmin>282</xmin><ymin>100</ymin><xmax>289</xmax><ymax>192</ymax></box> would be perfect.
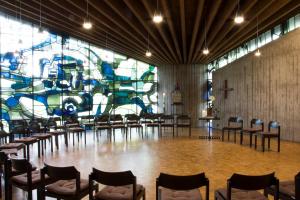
<box><xmin>46</xmin><ymin>179</ymin><xmax>89</xmax><ymax>196</ymax></box>
<box><xmin>96</xmin><ymin>125</ymin><xmax>111</xmax><ymax>129</ymax></box>
<box><xmin>215</xmin><ymin>188</ymin><xmax>268</xmax><ymax>200</ymax></box>
<box><xmin>269</xmin><ymin>180</ymin><xmax>295</xmax><ymax>198</ymax></box>
<box><xmin>47</xmin><ymin>131</ymin><xmax>66</xmax><ymax>135</ymax></box>
<box><xmin>242</xmin><ymin>128</ymin><xmax>262</xmax><ymax>133</ymax></box>
<box><xmin>11</xmin><ymin>170</ymin><xmax>48</xmax><ymax>186</ymax></box>
<box><xmin>14</xmin><ymin>137</ymin><xmax>38</xmax><ymax>144</ymax></box>
<box><xmin>66</xmin><ymin>123</ymin><xmax>80</xmax><ymax>128</ymax></box>
<box><xmin>32</xmin><ymin>133</ymin><xmax>52</xmax><ymax>139</ymax></box>
<box><xmin>159</xmin><ymin>187</ymin><xmax>202</xmax><ymax>200</ymax></box>
<box><xmin>177</xmin><ymin>123</ymin><xmax>191</xmax><ymax>127</ymax></box>
<box><xmin>95</xmin><ymin>184</ymin><xmax>144</xmax><ymax>200</ymax></box>
<box><xmin>111</xmin><ymin>124</ymin><xmax>126</xmax><ymax>129</ymax></box>
<box><xmin>68</xmin><ymin>127</ymin><xmax>84</xmax><ymax>132</ymax></box>
<box><xmin>254</xmin><ymin>132</ymin><xmax>279</xmax><ymax>137</ymax></box>
<box><xmin>127</xmin><ymin>124</ymin><xmax>142</xmax><ymax>128</ymax></box>
<box><xmin>0</xmin><ymin>148</ymin><xmax>18</xmax><ymax>155</ymax></box>
<box><xmin>0</xmin><ymin>143</ymin><xmax>25</xmax><ymax>150</ymax></box>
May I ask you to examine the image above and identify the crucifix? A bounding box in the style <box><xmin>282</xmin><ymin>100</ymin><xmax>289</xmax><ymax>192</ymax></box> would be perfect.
<box><xmin>220</xmin><ymin>80</ymin><xmax>234</xmax><ymax>99</ymax></box>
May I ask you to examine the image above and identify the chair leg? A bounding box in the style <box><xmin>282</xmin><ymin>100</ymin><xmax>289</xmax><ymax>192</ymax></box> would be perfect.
<box><xmin>222</xmin><ymin>129</ymin><xmax>224</xmax><ymax>141</ymax></box>
<box><xmin>250</xmin><ymin>133</ymin><xmax>253</xmax><ymax>147</ymax></box>
<box><xmin>278</xmin><ymin>136</ymin><xmax>280</xmax><ymax>152</ymax></box>
<box><xmin>228</xmin><ymin>130</ymin><xmax>230</xmax><ymax>141</ymax></box>
<box><xmin>27</xmin><ymin>190</ymin><xmax>33</xmax><ymax>200</ymax></box>
<box><xmin>234</xmin><ymin>130</ymin><xmax>236</xmax><ymax>143</ymax></box>
<box><xmin>262</xmin><ymin>136</ymin><xmax>265</xmax><ymax>152</ymax></box>
<box><xmin>254</xmin><ymin>135</ymin><xmax>257</xmax><ymax>149</ymax></box>
<box><xmin>240</xmin><ymin>131</ymin><xmax>243</xmax><ymax>145</ymax></box>
<box><xmin>268</xmin><ymin>137</ymin><xmax>271</xmax><ymax>149</ymax></box>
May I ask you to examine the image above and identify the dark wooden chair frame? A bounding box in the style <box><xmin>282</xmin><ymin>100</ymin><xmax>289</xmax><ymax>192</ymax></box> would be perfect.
<box><xmin>89</xmin><ymin>168</ymin><xmax>145</xmax><ymax>200</ymax></box>
<box><xmin>160</xmin><ymin>115</ymin><xmax>175</xmax><ymax>137</ymax></box>
<box><xmin>216</xmin><ymin>172</ymin><xmax>279</xmax><ymax>200</ymax></box>
<box><xmin>241</xmin><ymin>118</ymin><xmax>264</xmax><ymax>146</ymax></box>
<box><xmin>40</xmin><ymin>163</ymin><xmax>97</xmax><ymax>200</ymax></box>
<box><xmin>156</xmin><ymin>172</ymin><xmax>209</xmax><ymax>200</ymax></box>
<box><xmin>95</xmin><ymin>115</ymin><xmax>111</xmax><ymax>141</ymax></box>
<box><xmin>254</xmin><ymin>121</ymin><xmax>280</xmax><ymax>152</ymax></box>
<box><xmin>222</xmin><ymin>117</ymin><xmax>243</xmax><ymax>143</ymax></box>
<box><xmin>176</xmin><ymin>115</ymin><xmax>192</xmax><ymax>137</ymax></box>
<box><xmin>265</xmin><ymin>172</ymin><xmax>300</xmax><ymax>200</ymax></box>
<box><xmin>125</xmin><ymin>114</ymin><xmax>143</xmax><ymax>139</ymax></box>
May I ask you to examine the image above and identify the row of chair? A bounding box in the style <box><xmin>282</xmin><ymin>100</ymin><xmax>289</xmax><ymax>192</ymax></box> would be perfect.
<box><xmin>1</xmin><ymin>152</ymin><xmax>299</xmax><ymax>200</ymax></box>
<box><xmin>222</xmin><ymin>117</ymin><xmax>280</xmax><ymax>152</ymax></box>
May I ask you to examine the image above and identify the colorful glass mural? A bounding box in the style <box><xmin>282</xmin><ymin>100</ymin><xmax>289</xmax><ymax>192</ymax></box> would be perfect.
<box><xmin>0</xmin><ymin>14</ymin><xmax>158</xmax><ymax>129</ymax></box>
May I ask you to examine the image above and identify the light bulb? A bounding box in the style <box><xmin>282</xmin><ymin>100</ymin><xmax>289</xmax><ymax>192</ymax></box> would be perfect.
<box><xmin>145</xmin><ymin>50</ymin><xmax>152</xmax><ymax>57</ymax></box>
<box><xmin>254</xmin><ymin>49</ymin><xmax>261</xmax><ymax>57</ymax></box>
<box><xmin>153</xmin><ymin>12</ymin><xmax>163</xmax><ymax>24</ymax></box>
<box><xmin>83</xmin><ymin>20</ymin><xmax>92</xmax><ymax>29</ymax></box>
<box><xmin>234</xmin><ymin>15</ymin><xmax>244</xmax><ymax>24</ymax></box>
<box><xmin>202</xmin><ymin>48</ymin><xmax>209</xmax><ymax>55</ymax></box>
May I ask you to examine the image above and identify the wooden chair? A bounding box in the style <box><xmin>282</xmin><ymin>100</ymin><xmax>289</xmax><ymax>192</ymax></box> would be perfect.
<box><xmin>222</xmin><ymin>117</ymin><xmax>243</xmax><ymax>143</ymax></box>
<box><xmin>241</xmin><ymin>119</ymin><xmax>264</xmax><ymax>146</ymax></box>
<box><xmin>160</xmin><ymin>115</ymin><xmax>175</xmax><ymax>137</ymax></box>
<box><xmin>156</xmin><ymin>172</ymin><xmax>209</xmax><ymax>200</ymax></box>
<box><xmin>40</xmin><ymin>163</ymin><xmax>97</xmax><ymax>200</ymax></box>
<box><xmin>176</xmin><ymin>115</ymin><xmax>191</xmax><ymax>137</ymax></box>
<box><xmin>0</xmin><ymin>122</ymin><xmax>10</xmax><ymax>144</ymax></box>
<box><xmin>45</xmin><ymin>118</ymin><xmax>67</xmax><ymax>149</ymax></box>
<box><xmin>95</xmin><ymin>115</ymin><xmax>111</xmax><ymax>140</ymax></box>
<box><xmin>215</xmin><ymin>172</ymin><xmax>279</xmax><ymax>200</ymax></box>
<box><xmin>65</xmin><ymin>118</ymin><xmax>86</xmax><ymax>146</ymax></box>
<box><xmin>254</xmin><ymin>121</ymin><xmax>280</xmax><ymax>152</ymax></box>
<box><xmin>89</xmin><ymin>168</ymin><xmax>145</xmax><ymax>200</ymax></box>
<box><xmin>110</xmin><ymin>114</ymin><xmax>126</xmax><ymax>140</ymax></box>
<box><xmin>265</xmin><ymin>172</ymin><xmax>300</xmax><ymax>200</ymax></box>
<box><xmin>125</xmin><ymin>114</ymin><xmax>143</xmax><ymax>139</ymax></box>
<box><xmin>28</xmin><ymin>120</ymin><xmax>53</xmax><ymax>156</ymax></box>
<box><xmin>8</xmin><ymin>158</ymin><xmax>51</xmax><ymax>200</ymax></box>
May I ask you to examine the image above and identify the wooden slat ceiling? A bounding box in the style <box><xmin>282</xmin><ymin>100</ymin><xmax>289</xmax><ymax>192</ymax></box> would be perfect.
<box><xmin>0</xmin><ymin>0</ymin><xmax>300</xmax><ymax>65</ymax></box>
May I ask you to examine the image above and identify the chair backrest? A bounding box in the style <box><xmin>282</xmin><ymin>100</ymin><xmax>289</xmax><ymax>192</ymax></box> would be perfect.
<box><xmin>46</xmin><ymin>118</ymin><xmax>57</xmax><ymax>129</ymax></box>
<box><xmin>90</xmin><ymin>168</ymin><xmax>137</xmax><ymax>200</ymax></box>
<box><xmin>95</xmin><ymin>114</ymin><xmax>110</xmax><ymax>123</ymax></box>
<box><xmin>250</xmin><ymin>119</ymin><xmax>264</xmax><ymax>130</ymax></box>
<box><xmin>110</xmin><ymin>114</ymin><xmax>124</xmax><ymax>122</ymax></box>
<box><xmin>161</xmin><ymin>115</ymin><xmax>174</xmax><ymax>120</ymax></box>
<box><xmin>10</xmin><ymin>120</ymin><xmax>28</xmax><ymax>135</ymax></box>
<box><xmin>156</xmin><ymin>172</ymin><xmax>209</xmax><ymax>200</ymax></box>
<box><xmin>28</xmin><ymin>120</ymin><xmax>41</xmax><ymax>133</ymax></box>
<box><xmin>11</xmin><ymin>158</ymin><xmax>33</xmax><ymax>174</ymax></box>
<box><xmin>227</xmin><ymin>172</ymin><xmax>278</xmax><ymax>200</ymax></box>
<box><xmin>90</xmin><ymin>168</ymin><xmax>136</xmax><ymax>186</ymax></box>
<box><xmin>228</xmin><ymin>117</ymin><xmax>243</xmax><ymax>126</ymax></box>
<box><xmin>0</xmin><ymin>122</ymin><xmax>3</xmax><ymax>131</ymax></box>
<box><xmin>295</xmin><ymin>172</ymin><xmax>300</xmax><ymax>199</ymax></box>
<box><xmin>125</xmin><ymin>114</ymin><xmax>140</xmax><ymax>122</ymax></box>
<box><xmin>42</xmin><ymin>163</ymin><xmax>80</xmax><ymax>180</ymax></box>
<box><xmin>268</xmin><ymin>121</ymin><xmax>280</xmax><ymax>133</ymax></box>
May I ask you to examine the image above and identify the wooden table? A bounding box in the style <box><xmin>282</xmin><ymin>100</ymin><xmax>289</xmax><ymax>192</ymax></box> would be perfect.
<box><xmin>199</xmin><ymin>116</ymin><xmax>220</xmax><ymax>139</ymax></box>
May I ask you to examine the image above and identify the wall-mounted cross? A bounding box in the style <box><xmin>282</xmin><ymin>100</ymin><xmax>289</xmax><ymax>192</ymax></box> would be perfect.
<box><xmin>220</xmin><ymin>80</ymin><xmax>234</xmax><ymax>99</ymax></box>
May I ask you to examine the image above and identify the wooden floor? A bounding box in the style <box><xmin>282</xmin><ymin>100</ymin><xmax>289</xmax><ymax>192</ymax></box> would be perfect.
<box><xmin>7</xmin><ymin>128</ymin><xmax>300</xmax><ymax>199</ymax></box>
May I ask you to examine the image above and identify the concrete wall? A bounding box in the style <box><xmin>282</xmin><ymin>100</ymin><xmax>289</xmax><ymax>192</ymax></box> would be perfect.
<box><xmin>158</xmin><ymin>64</ymin><xmax>206</xmax><ymax>127</ymax></box>
<box><xmin>213</xmin><ymin>28</ymin><xmax>300</xmax><ymax>141</ymax></box>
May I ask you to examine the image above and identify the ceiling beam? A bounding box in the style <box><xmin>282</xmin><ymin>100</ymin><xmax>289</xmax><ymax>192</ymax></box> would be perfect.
<box><xmin>179</xmin><ymin>0</ymin><xmax>186</xmax><ymax>63</ymax></box>
<box><xmin>161</xmin><ymin>0</ymin><xmax>182</xmax><ymax>63</ymax></box>
<box><xmin>187</xmin><ymin>0</ymin><xmax>205</xmax><ymax>63</ymax></box>
<box><xmin>141</xmin><ymin>0</ymin><xmax>180</xmax><ymax>64</ymax></box>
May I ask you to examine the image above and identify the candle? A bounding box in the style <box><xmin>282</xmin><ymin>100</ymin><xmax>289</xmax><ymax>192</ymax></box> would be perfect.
<box><xmin>202</xmin><ymin>109</ymin><xmax>207</xmax><ymax>117</ymax></box>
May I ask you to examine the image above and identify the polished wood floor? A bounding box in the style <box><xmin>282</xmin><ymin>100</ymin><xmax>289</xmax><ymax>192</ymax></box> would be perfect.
<box><xmin>7</xmin><ymin>128</ymin><xmax>300</xmax><ymax>199</ymax></box>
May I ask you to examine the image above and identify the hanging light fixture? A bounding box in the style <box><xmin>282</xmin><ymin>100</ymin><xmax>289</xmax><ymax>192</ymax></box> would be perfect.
<box><xmin>38</xmin><ymin>0</ymin><xmax>44</xmax><ymax>33</ymax></box>
<box><xmin>234</xmin><ymin>0</ymin><xmax>244</xmax><ymax>24</ymax></box>
<box><xmin>202</xmin><ymin>16</ymin><xmax>209</xmax><ymax>55</ymax></box>
<box><xmin>145</xmin><ymin>32</ymin><xmax>152</xmax><ymax>57</ymax></box>
<box><xmin>153</xmin><ymin>0</ymin><xmax>163</xmax><ymax>24</ymax></box>
<box><xmin>82</xmin><ymin>0</ymin><xmax>92</xmax><ymax>29</ymax></box>
<box><xmin>18</xmin><ymin>0</ymin><xmax>23</xmax><ymax>44</ymax></box>
<box><xmin>254</xmin><ymin>16</ymin><xmax>261</xmax><ymax>57</ymax></box>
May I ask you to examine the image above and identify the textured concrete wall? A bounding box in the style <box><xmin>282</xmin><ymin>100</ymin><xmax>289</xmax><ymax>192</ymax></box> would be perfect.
<box><xmin>158</xmin><ymin>64</ymin><xmax>206</xmax><ymax>127</ymax></box>
<box><xmin>213</xmin><ymin>28</ymin><xmax>300</xmax><ymax>141</ymax></box>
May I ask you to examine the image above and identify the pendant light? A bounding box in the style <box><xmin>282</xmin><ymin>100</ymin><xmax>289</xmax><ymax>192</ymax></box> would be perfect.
<box><xmin>202</xmin><ymin>16</ymin><xmax>209</xmax><ymax>55</ymax></box>
<box><xmin>82</xmin><ymin>0</ymin><xmax>92</xmax><ymax>29</ymax></box>
<box><xmin>145</xmin><ymin>32</ymin><xmax>152</xmax><ymax>57</ymax></box>
<box><xmin>153</xmin><ymin>0</ymin><xmax>163</xmax><ymax>24</ymax></box>
<box><xmin>254</xmin><ymin>16</ymin><xmax>261</xmax><ymax>57</ymax></box>
<box><xmin>38</xmin><ymin>0</ymin><xmax>44</xmax><ymax>33</ymax></box>
<box><xmin>234</xmin><ymin>0</ymin><xmax>244</xmax><ymax>24</ymax></box>
<box><xmin>18</xmin><ymin>0</ymin><xmax>23</xmax><ymax>44</ymax></box>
